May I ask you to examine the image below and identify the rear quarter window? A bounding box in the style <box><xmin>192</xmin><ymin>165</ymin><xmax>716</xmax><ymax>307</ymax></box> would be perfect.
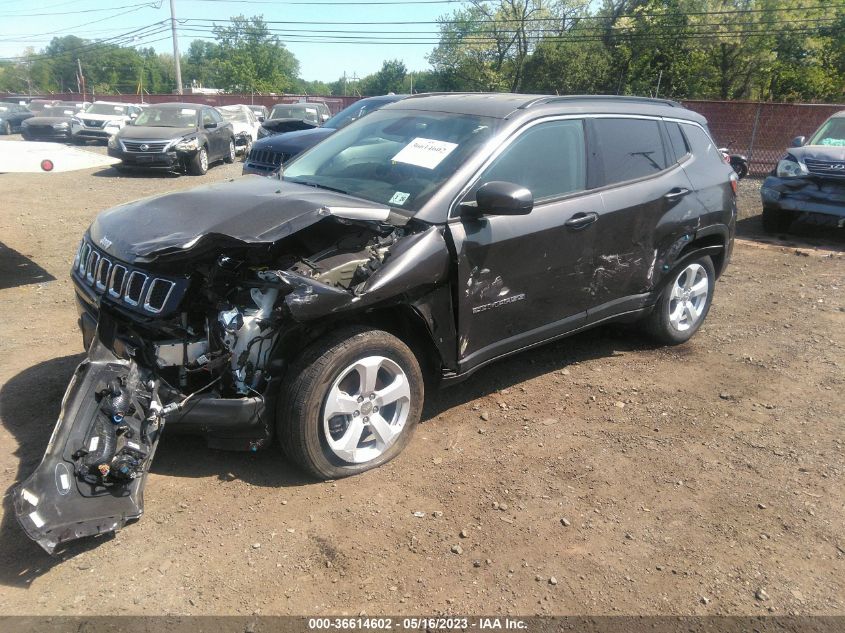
<box><xmin>680</xmin><ymin>123</ymin><xmax>725</xmax><ymax>170</ymax></box>
<box><xmin>593</xmin><ymin>118</ymin><xmax>668</xmax><ymax>185</ymax></box>
<box><xmin>665</xmin><ymin>122</ymin><xmax>690</xmax><ymax>163</ymax></box>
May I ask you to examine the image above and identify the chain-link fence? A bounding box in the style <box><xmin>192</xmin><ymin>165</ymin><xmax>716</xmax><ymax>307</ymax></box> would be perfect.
<box><xmin>683</xmin><ymin>100</ymin><xmax>845</xmax><ymax>176</ymax></box>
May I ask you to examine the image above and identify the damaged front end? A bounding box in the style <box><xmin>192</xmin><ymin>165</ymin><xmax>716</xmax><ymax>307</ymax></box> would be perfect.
<box><xmin>15</xmin><ymin>179</ymin><xmax>452</xmax><ymax>553</ymax></box>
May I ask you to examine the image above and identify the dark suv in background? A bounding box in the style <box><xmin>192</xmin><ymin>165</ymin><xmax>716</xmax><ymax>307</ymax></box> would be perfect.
<box><xmin>243</xmin><ymin>94</ymin><xmax>406</xmax><ymax>176</ymax></box>
<box><xmin>15</xmin><ymin>94</ymin><xmax>736</xmax><ymax>553</ymax></box>
<box><xmin>761</xmin><ymin>111</ymin><xmax>845</xmax><ymax>232</ymax></box>
<box><xmin>107</xmin><ymin>103</ymin><xmax>236</xmax><ymax>175</ymax></box>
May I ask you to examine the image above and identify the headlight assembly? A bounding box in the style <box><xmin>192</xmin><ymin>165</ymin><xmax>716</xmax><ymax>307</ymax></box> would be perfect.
<box><xmin>53</xmin><ymin>122</ymin><xmax>69</xmax><ymax>129</ymax></box>
<box><xmin>776</xmin><ymin>157</ymin><xmax>808</xmax><ymax>178</ymax></box>
<box><xmin>107</xmin><ymin>135</ymin><xmax>119</xmax><ymax>149</ymax></box>
<box><xmin>173</xmin><ymin>137</ymin><xmax>199</xmax><ymax>151</ymax></box>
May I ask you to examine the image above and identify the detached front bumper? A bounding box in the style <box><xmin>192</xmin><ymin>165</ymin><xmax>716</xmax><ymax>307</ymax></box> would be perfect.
<box><xmin>14</xmin><ymin>341</ymin><xmax>151</xmax><ymax>554</ymax></box>
<box><xmin>761</xmin><ymin>175</ymin><xmax>845</xmax><ymax>220</ymax></box>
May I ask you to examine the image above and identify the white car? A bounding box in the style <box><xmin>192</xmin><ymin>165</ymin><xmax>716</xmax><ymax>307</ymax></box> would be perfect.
<box><xmin>217</xmin><ymin>105</ymin><xmax>260</xmax><ymax>156</ymax></box>
<box><xmin>71</xmin><ymin>101</ymin><xmax>143</xmax><ymax>143</ymax></box>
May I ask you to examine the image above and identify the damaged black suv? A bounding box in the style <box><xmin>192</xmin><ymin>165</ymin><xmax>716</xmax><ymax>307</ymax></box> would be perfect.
<box><xmin>16</xmin><ymin>94</ymin><xmax>736</xmax><ymax>553</ymax></box>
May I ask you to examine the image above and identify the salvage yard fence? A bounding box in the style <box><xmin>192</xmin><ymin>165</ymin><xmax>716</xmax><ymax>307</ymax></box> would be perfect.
<box><xmin>3</xmin><ymin>92</ymin><xmax>843</xmax><ymax>177</ymax></box>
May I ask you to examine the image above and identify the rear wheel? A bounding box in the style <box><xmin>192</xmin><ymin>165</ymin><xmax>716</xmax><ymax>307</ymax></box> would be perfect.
<box><xmin>644</xmin><ymin>256</ymin><xmax>715</xmax><ymax>345</ymax></box>
<box><xmin>278</xmin><ymin>327</ymin><xmax>424</xmax><ymax>480</ymax></box>
<box><xmin>762</xmin><ymin>206</ymin><xmax>793</xmax><ymax>234</ymax></box>
<box><xmin>223</xmin><ymin>138</ymin><xmax>235</xmax><ymax>164</ymax></box>
<box><xmin>2</xmin><ymin>121</ymin><xmax>10</xmax><ymax>135</ymax></box>
<box><xmin>188</xmin><ymin>146</ymin><xmax>209</xmax><ymax>175</ymax></box>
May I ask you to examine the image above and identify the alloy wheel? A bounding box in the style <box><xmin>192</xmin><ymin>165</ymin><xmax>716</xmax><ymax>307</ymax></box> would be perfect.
<box><xmin>322</xmin><ymin>355</ymin><xmax>411</xmax><ymax>464</ymax></box>
<box><xmin>667</xmin><ymin>263</ymin><xmax>709</xmax><ymax>332</ymax></box>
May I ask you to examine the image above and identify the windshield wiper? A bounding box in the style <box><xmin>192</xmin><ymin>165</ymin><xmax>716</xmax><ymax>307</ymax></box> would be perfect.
<box><xmin>287</xmin><ymin>179</ymin><xmax>349</xmax><ymax>195</ymax></box>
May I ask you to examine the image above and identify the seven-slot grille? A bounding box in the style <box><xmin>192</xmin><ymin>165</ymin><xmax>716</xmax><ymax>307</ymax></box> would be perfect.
<box><xmin>804</xmin><ymin>158</ymin><xmax>845</xmax><ymax>178</ymax></box>
<box><xmin>75</xmin><ymin>241</ymin><xmax>177</xmax><ymax>314</ymax></box>
<box><xmin>246</xmin><ymin>147</ymin><xmax>289</xmax><ymax>171</ymax></box>
<box><xmin>121</xmin><ymin>139</ymin><xmax>171</xmax><ymax>153</ymax></box>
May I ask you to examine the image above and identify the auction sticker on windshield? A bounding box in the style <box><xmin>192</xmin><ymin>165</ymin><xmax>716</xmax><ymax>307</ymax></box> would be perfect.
<box><xmin>392</xmin><ymin>137</ymin><xmax>458</xmax><ymax>169</ymax></box>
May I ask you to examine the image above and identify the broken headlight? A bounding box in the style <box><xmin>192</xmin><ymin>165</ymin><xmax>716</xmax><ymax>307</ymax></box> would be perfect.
<box><xmin>173</xmin><ymin>137</ymin><xmax>199</xmax><ymax>151</ymax></box>
<box><xmin>776</xmin><ymin>156</ymin><xmax>808</xmax><ymax>178</ymax></box>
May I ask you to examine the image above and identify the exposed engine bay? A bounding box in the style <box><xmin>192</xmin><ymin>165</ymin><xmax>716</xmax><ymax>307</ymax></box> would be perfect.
<box><xmin>15</xmin><ymin>196</ymin><xmax>451</xmax><ymax>553</ymax></box>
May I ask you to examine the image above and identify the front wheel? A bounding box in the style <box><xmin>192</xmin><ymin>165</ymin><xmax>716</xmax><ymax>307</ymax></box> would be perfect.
<box><xmin>188</xmin><ymin>146</ymin><xmax>209</xmax><ymax>175</ymax></box>
<box><xmin>644</xmin><ymin>256</ymin><xmax>715</xmax><ymax>345</ymax></box>
<box><xmin>278</xmin><ymin>327</ymin><xmax>424</xmax><ymax>480</ymax></box>
<box><xmin>223</xmin><ymin>138</ymin><xmax>235</xmax><ymax>164</ymax></box>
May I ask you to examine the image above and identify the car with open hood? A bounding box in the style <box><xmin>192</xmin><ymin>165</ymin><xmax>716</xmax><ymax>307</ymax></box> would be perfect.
<box><xmin>20</xmin><ymin>102</ymin><xmax>85</xmax><ymax>141</ymax></box>
<box><xmin>71</xmin><ymin>101</ymin><xmax>143</xmax><ymax>143</ymax></box>
<box><xmin>761</xmin><ymin>111</ymin><xmax>845</xmax><ymax>232</ymax></box>
<box><xmin>243</xmin><ymin>94</ymin><xmax>406</xmax><ymax>176</ymax></box>
<box><xmin>14</xmin><ymin>93</ymin><xmax>736</xmax><ymax>554</ymax></box>
<box><xmin>107</xmin><ymin>102</ymin><xmax>236</xmax><ymax>175</ymax></box>
<box><xmin>257</xmin><ymin>102</ymin><xmax>330</xmax><ymax>138</ymax></box>
<box><xmin>248</xmin><ymin>104</ymin><xmax>269</xmax><ymax>123</ymax></box>
<box><xmin>0</xmin><ymin>102</ymin><xmax>34</xmax><ymax>134</ymax></box>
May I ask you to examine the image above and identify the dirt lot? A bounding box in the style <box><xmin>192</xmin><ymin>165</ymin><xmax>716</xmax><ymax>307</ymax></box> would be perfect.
<box><xmin>0</xmin><ymin>136</ymin><xmax>843</xmax><ymax>617</ymax></box>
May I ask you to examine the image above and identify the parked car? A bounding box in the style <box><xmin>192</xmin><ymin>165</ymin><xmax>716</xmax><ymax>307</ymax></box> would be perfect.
<box><xmin>257</xmin><ymin>102</ymin><xmax>327</xmax><ymax>138</ymax></box>
<box><xmin>71</xmin><ymin>101</ymin><xmax>143</xmax><ymax>143</ymax></box>
<box><xmin>248</xmin><ymin>104</ymin><xmax>269</xmax><ymax>123</ymax></box>
<box><xmin>26</xmin><ymin>99</ymin><xmax>61</xmax><ymax>114</ymax></box>
<box><xmin>761</xmin><ymin>111</ymin><xmax>845</xmax><ymax>232</ymax></box>
<box><xmin>0</xmin><ymin>103</ymin><xmax>34</xmax><ymax>134</ymax></box>
<box><xmin>107</xmin><ymin>102</ymin><xmax>236</xmax><ymax>175</ymax></box>
<box><xmin>243</xmin><ymin>94</ymin><xmax>406</xmax><ymax>176</ymax></box>
<box><xmin>216</xmin><ymin>104</ymin><xmax>260</xmax><ymax>156</ymax></box>
<box><xmin>20</xmin><ymin>102</ymin><xmax>85</xmax><ymax>141</ymax></box>
<box><xmin>14</xmin><ymin>93</ymin><xmax>737</xmax><ymax>553</ymax></box>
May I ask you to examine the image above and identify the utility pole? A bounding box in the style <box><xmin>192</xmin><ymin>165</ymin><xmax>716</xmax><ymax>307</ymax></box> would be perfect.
<box><xmin>77</xmin><ymin>58</ymin><xmax>85</xmax><ymax>101</ymax></box>
<box><xmin>169</xmin><ymin>0</ymin><xmax>183</xmax><ymax>95</ymax></box>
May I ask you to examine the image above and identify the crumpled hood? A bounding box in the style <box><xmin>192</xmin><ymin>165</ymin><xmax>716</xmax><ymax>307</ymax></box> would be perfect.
<box><xmin>260</xmin><ymin>118</ymin><xmax>318</xmax><ymax>135</ymax></box>
<box><xmin>791</xmin><ymin>145</ymin><xmax>845</xmax><ymax>162</ymax></box>
<box><xmin>88</xmin><ymin>176</ymin><xmax>390</xmax><ymax>264</ymax></box>
<box><xmin>253</xmin><ymin>126</ymin><xmax>335</xmax><ymax>155</ymax></box>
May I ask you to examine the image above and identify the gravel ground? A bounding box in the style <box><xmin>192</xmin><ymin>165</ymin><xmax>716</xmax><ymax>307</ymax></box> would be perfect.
<box><xmin>0</xmin><ymin>136</ymin><xmax>843</xmax><ymax>617</ymax></box>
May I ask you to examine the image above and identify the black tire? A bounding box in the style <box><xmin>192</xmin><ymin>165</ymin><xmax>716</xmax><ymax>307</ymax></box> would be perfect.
<box><xmin>242</xmin><ymin>138</ymin><xmax>253</xmax><ymax>162</ymax></box>
<box><xmin>2</xmin><ymin>121</ymin><xmax>10</xmax><ymax>135</ymax></box>
<box><xmin>188</xmin><ymin>146</ymin><xmax>209</xmax><ymax>175</ymax></box>
<box><xmin>223</xmin><ymin>138</ymin><xmax>236</xmax><ymax>164</ymax></box>
<box><xmin>734</xmin><ymin>163</ymin><xmax>748</xmax><ymax>179</ymax></box>
<box><xmin>762</xmin><ymin>206</ymin><xmax>793</xmax><ymax>234</ymax></box>
<box><xmin>278</xmin><ymin>327</ymin><xmax>424</xmax><ymax>480</ymax></box>
<box><xmin>644</xmin><ymin>255</ymin><xmax>715</xmax><ymax>345</ymax></box>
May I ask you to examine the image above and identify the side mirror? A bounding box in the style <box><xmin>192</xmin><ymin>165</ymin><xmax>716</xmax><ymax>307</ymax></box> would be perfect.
<box><xmin>463</xmin><ymin>181</ymin><xmax>533</xmax><ymax>216</ymax></box>
<box><xmin>204</xmin><ymin>121</ymin><xmax>218</xmax><ymax>129</ymax></box>
<box><xmin>791</xmin><ymin>136</ymin><xmax>806</xmax><ymax>147</ymax></box>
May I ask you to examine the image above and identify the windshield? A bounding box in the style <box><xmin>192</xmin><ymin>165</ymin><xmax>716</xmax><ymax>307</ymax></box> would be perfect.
<box><xmin>86</xmin><ymin>103</ymin><xmax>128</xmax><ymax>116</ymax></box>
<box><xmin>283</xmin><ymin>109</ymin><xmax>501</xmax><ymax>213</ymax></box>
<box><xmin>270</xmin><ymin>105</ymin><xmax>317</xmax><ymax>121</ymax></box>
<box><xmin>324</xmin><ymin>99</ymin><xmax>394</xmax><ymax>130</ymax></box>
<box><xmin>134</xmin><ymin>106</ymin><xmax>197</xmax><ymax>128</ymax></box>
<box><xmin>219</xmin><ymin>108</ymin><xmax>248</xmax><ymax>122</ymax></box>
<box><xmin>42</xmin><ymin>106</ymin><xmax>75</xmax><ymax>117</ymax></box>
<box><xmin>808</xmin><ymin>117</ymin><xmax>845</xmax><ymax>147</ymax></box>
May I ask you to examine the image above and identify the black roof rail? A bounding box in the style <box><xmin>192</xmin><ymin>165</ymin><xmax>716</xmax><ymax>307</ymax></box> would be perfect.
<box><xmin>520</xmin><ymin>95</ymin><xmax>682</xmax><ymax>109</ymax></box>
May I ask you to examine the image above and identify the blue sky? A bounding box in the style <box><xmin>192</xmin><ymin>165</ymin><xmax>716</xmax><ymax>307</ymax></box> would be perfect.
<box><xmin>0</xmin><ymin>0</ymin><xmax>460</xmax><ymax>82</ymax></box>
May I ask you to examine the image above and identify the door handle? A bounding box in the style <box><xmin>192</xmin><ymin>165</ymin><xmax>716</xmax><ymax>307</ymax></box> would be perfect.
<box><xmin>664</xmin><ymin>187</ymin><xmax>691</xmax><ymax>201</ymax></box>
<box><xmin>565</xmin><ymin>212</ymin><xmax>599</xmax><ymax>229</ymax></box>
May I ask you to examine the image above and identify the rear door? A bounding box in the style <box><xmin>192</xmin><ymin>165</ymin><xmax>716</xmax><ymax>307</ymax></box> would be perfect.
<box><xmin>449</xmin><ymin>117</ymin><xmax>604</xmax><ymax>372</ymax></box>
<box><xmin>586</xmin><ymin>116</ymin><xmax>696</xmax><ymax>321</ymax></box>
<box><xmin>201</xmin><ymin>108</ymin><xmax>222</xmax><ymax>158</ymax></box>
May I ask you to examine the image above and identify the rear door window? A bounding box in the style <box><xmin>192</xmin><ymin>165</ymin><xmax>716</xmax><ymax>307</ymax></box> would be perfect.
<box><xmin>593</xmin><ymin>118</ymin><xmax>668</xmax><ymax>185</ymax></box>
<box><xmin>665</xmin><ymin>121</ymin><xmax>690</xmax><ymax>163</ymax></box>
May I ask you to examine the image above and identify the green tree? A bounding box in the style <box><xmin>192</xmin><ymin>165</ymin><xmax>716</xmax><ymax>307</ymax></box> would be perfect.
<box><xmin>212</xmin><ymin>15</ymin><xmax>299</xmax><ymax>92</ymax></box>
<box><xmin>358</xmin><ymin>59</ymin><xmax>408</xmax><ymax>95</ymax></box>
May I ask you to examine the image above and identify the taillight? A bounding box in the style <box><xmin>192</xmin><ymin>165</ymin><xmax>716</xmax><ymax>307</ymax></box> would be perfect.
<box><xmin>730</xmin><ymin>173</ymin><xmax>738</xmax><ymax>195</ymax></box>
